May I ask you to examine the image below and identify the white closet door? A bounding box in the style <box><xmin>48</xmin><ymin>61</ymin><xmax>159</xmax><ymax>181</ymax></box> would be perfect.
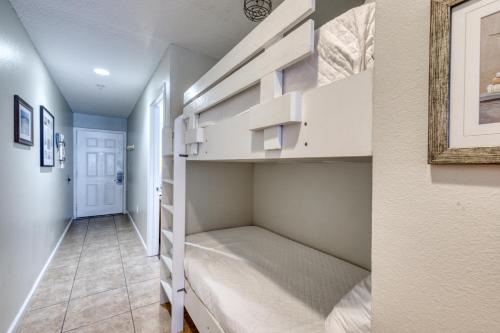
<box><xmin>76</xmin><ymin>129</ymin><xmax>124</xmax><ymax>217</ymax></box>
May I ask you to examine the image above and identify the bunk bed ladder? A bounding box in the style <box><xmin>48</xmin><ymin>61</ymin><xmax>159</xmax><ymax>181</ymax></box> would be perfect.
<box><xmin>160</xmin><ymin>117</ymin><xmax>187</xmax><ymax>333</ymax></box>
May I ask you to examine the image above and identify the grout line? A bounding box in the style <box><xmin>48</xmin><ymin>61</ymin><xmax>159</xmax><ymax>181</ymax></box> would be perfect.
<box><xmin>65</xmin><ymin>285</ymin><xmax>127</xmax><ymax>302</ymax></box>
<box><xmin>59</xmin><ymin>219</ymin><xmax>90</xmax><ymax>333</ymax></box>
<box><xmin>126</xmin><ymin>276</ymin><xmax>160</xmax><ymax>287</ymax></box>
<box><xmin>27</xmin><ymin>300</ymin><xmax>69</xmax><ymax>313</ymax></box>
<box><xmin>61</xmin><ymin>310</ymin><xmax>131</xmax><ymax>333</ymax></box>
<box><xmin>113</xmin><ymin>215</ymin><xmax>137</xmax><ymax>333</ymax></box>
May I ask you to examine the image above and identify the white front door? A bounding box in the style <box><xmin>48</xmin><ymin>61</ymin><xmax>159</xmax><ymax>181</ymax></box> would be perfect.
<box><xmin>76</xmin><ymin>129</ymin><xmax>124</xmax><ymax>218</ymax></box>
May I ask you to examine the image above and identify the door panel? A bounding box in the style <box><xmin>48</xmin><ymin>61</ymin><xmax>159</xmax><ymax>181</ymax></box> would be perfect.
<box><xmin>87</xmin><ymin>153</ymin><xmax>98</xmax><ymax>176</ymax></box>
<box><xmin>105</xmin><ymin>153</ymin><xmax>115</xmax><ymax>176</ymax></box>
<box><xmin>86</xmin><ymin>184</ymin><xmax>98</xmax><ymax>206</ymax></box>
<box><xmin>105</xmin><ymin>139</ymin><xmax>116</xmax><ymax>148</ymax></box>
<box><xmin>104</xmin><ymin>183</ymin><xmax>115</xmax><ymax>205</ymax></box>
<box><xmin>76</xmin><ymin>129</ymin><xmax>124</xmax><ymax>217</ymax></box>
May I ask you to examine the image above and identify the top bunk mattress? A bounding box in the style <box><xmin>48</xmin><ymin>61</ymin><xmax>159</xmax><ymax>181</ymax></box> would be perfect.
<box><xmin>185</xmin><ymin>226</ymin><xmax>370</xmax><ymax>333</ymax></box>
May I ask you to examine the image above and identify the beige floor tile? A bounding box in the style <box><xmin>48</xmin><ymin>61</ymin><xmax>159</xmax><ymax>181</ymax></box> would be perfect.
<box><xmin>84</xmin><ymin>228</ymin><xmax>116</xmax><ymax>236</ymax></box>
<box><xmin>83</xmin><ymin>240</ymin><xmax>120</xmax><ymax>252</ymax></box>
<box><xmin>90</xmin><ymin>216</ymin><xmax>114</xmax><ymax>223</ymax></box>
<box><xmin>57</xmin><ymin>244</ymin><xmax>84</xmax><ymax>256</ymax></box>
<box><xmin>120</xmin><ymin>244</ymin><xmax>147</xmax><ymax>258</ymax></box>
<box><xmin>86</xmin><ymin>223</ymin><xmax>115</xmax><ymax>230</ymax></box>
<box><xmin>122</xmin><ymin>255</ymin><xmax>159</xmax><ymax>268</ymax></box>
<box><xmin>128</xmin><ymin>278</ymin><xmax>161</xmax><ymax>309</ymax></box>
<box><xmin>119</xmin><ymin>237</ymin><xmax>143</xmax><ymax>249</ymax></box>
<box><xmin>44</xmin><ymin>263</ymin><xmax>78</xmax><ymax>281</ymax></box>
<box><xmin>79</xmin><ymin>249</ymin><xmax>121</xmax><ymax>264</ymax></box>
<box><xmin>65</xmin><ymin>312</ymin><xmax>134</xmax><ymax>333</ymax></box>
<box><xmin>76</xmin><ymin>260</ymin><xmax>123</xmax><ymax>279</ymax></box>
<box><xmin>85</xmin><ymin>234</ymin><xmax>115</xmax><ymax>241</ymax></box>
<box><xmin>87</xmin><ymin>222</ymin><xmax>114</xmax><ymax>227</ymax></box>
<box><xmin>117</xmin><ymin>231</ymin><xmax>139</xmax><ymax>242</ymax></box>
<box><xmin>115</xmin><ymin>221</ymin><xmax>133</xmax><ymax>232</ymax></box>
<box><xmin>115</xmin><ymin>226</ymin><xmax>133</xmax><ymax>231</ymax></box>
<box><xmin>85</xmin><ymin>228</ymin><xmax>115</xmax><ymax>235</ymax></box>
<box><xmin>17</xmin><ymin>214</ymin><xmax>187</xmax><ymax>333</ymax></box>
<box><xmin>63</xmin><ymin>287</ymin><xmax>130</xmax><ymax>331</ymax></box>
<box><xmin>71</xmin><ymin>269</ymin><xmax>126</xmax><ymax>299</ymax></box>
<box><xmin>50</xmin><ymin>253</ymin><xmax>80</xmax><ymax>269</ymax></box>
<box><xmin>132</xmin><ymin>302</ymin><xmax>170</xmax><ymax>333</ymax></box>
<box><xmin>30</xmin><ymin>277</ymin><xmax>73</xmax><ymax>310</ymax></box>
<box><xmin>65</xmin><ymin>231</ymin><xmax>87</xmax><ymax>238</ymax></box>
<box><xmin>124</xmin><ymin>258</ymin><xmax>160</xmax><ymax>284</ymax></box>
<box><xmin>59</xmin><ymin>238</ymin><xmax>85</xmax><ymax>248</ymax></box>
<box><xmin>17</xmin><ymin>302</ymin><xmax>67</xmax><ymax>333</ymax></box>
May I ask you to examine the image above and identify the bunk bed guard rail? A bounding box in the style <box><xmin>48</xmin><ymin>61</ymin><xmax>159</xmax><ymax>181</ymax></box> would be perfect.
<box><xmin>182</xmin><ymin>0</ymin><xmax>316</xmax><ymax>154</ymax></box>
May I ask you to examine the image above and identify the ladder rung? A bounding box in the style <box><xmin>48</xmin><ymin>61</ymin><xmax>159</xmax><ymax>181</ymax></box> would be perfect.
<box><xmin>160</xmin><ymin>279</ymin><xmax>173</xmax><ymax>303</ymax></box>
<box><xmin>162</xmin><ymin>179</ymin><xmax>174</xmax><ymax>185</ymax></box>
<box><xmin>162</xmin><ymin>229</ymin><xmax>173</xmax><ymax>244</ymax></box>
<box><xmin>161</xmin><ymin>255</ymin><xmax>173</xmax><ymax>274</ymax></box>
<box><xmin>161</xmin><ymin>204</ymin><xmax>174</xmax><ymax>214</ymax></box>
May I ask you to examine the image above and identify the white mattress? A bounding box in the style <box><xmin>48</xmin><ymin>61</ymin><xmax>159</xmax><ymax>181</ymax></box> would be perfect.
<box><xmin>185</xmin><ymin>226</ymin><xmax>370</xmax><ymax>333</ymax></box>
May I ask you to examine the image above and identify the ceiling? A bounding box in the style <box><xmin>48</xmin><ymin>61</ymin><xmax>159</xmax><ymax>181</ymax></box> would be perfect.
<box><xmin>9</xmin><ymin>0</ymin><xmax>284</xmax><ymax>118</ymax></box>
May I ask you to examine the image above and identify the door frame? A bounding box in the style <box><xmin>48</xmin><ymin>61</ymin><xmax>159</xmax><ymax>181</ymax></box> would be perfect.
<box><xmin>147</xmin><ymin>83</ymin><xmax>166</xmax><ymax>257</ymax></box>
<box><xmin>73</xmin><ymin>127</ymin><xmax>127</xmax><ymax>218</ymax></box>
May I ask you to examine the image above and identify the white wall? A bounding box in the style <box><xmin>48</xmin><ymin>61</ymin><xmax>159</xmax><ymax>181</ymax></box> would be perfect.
<box><xmin>73</xmin><ymin>112</ymin><xmax>127</xmax><ymax>132</ymax></box>
<box><xmin>0</xmin><ymin>1</ymin><xmax>74</xmax><ymax>331</ymax></box>
<box><xmin>313</xmin><ymin>0</ymin><xmax>364</xmax><ymax>27</ymax></box>
<box><xmin>186</xmin><ymin>162</ymin><xmax>254</xmax><ymax>235</ymax></box>
<box><xmin>372</xmin><ymin>0</ymin><xmax>500</xmax><ymax>332</ymax></box>
<box><xmin>253</xmin><ymin>162</ymin><xmax>372</xmax><ymax>269</ymax></box>
<box><xmin>127</xmin><ymin>45</ymin><xmax>215</xmax><ymax>241</ymax></box>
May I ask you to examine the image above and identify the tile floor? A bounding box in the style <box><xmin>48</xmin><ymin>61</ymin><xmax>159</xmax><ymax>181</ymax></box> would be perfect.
<box><xmin>16</xmin><ymin>215</ymin><xmax>171</xmax><ymax>333</ymax></box>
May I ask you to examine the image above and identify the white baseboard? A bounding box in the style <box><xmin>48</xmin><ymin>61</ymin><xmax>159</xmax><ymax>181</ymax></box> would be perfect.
<box><xmin>7</xmin><ymin>218</ymin><xmax>73</xmax><ymax>333</ymax></box>
<box><xmin>127</xmin><ymin>212</ymin><xmax>148</xmax><ymax>254</ymax></box>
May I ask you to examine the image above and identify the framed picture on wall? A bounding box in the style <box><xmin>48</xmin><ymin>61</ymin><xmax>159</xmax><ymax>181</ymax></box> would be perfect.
<box><xmin>429</xmin><ymin>0</ymin><xmax>500</xmax><ymax>164</ymax></box>
<box><xmin>14</xmin><ymin>95</ymin><xmax>34</xmax><ymax>146</ymax></box>
<box><xmin>40</xmin><ymin>106</ymin><xmax>55</xmax><ymax>167</ymax></box>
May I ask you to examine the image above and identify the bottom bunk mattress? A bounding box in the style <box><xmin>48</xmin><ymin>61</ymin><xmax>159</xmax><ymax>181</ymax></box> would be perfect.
<box><xmin>184</xmin><ymin>226</ymin><xmax>369</xmax><ymax>333</ymax></box>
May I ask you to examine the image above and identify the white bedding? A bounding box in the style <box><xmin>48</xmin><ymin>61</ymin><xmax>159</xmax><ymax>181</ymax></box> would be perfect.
<box><xmin>325</xmin><ymin>276</ymin><xmax>372</xmax><ymax>333</ymax></box>
<box><xmin>185</xmin><ymin>226</ymin><xmax>369</xmax><ymax>333</ymax></box>
<box><xmin>284</xmin><ymin>3</ymin><xmax>376</xmax><ymax>93</ymax></box>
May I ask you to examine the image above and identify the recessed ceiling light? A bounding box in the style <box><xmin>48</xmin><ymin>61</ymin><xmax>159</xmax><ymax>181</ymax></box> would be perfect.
<box><xmin>93</xmin><ymin>68</ymin><xmax>110</xmax><ymax>76</ymax></box>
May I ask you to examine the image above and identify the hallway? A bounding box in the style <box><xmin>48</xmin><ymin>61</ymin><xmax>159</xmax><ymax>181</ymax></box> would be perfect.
<box><xmin>16</xmin><ymin>215</ymin><xmax>168</xmax><ymax>332</ymax></box>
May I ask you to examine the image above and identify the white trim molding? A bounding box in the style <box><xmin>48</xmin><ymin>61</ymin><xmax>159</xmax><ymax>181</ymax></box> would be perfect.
<box><xmin>127</xmin><ymin>212</ymin><xmax>148</xmax><ymax>254</ymax></box>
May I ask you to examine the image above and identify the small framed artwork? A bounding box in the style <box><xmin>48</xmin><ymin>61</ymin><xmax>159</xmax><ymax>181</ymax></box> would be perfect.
<box><xmin>14</xmin><ymin>95</ymin><xmax>34</xmax><ymax>146</ymax></box>
<box><xmin>40</xmin><ymin>106</ymin><xmax>55</xmax><ymax>167</ymax></box>
<box><xmin>429</xmin><ymin>0</ymin><xmax>500</xmax><ymax>164</ymax></box>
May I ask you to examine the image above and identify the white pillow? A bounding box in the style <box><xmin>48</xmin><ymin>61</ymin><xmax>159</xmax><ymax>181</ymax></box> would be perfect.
<box><xmin>325</xmin><ymin>275</ymin><xmax>372</xmax><ymax>333</ymax></box>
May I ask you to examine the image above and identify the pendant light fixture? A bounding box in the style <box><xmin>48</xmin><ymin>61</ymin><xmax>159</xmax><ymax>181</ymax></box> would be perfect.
<box><xmin>244</xmin><ymin>0</ymin><xmax>272</xmax><ymax>22</ymax></box>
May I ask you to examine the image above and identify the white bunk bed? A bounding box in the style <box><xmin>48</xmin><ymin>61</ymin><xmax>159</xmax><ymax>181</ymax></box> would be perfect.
<box><xmin>163</xmin><ymin>1</ymin><xmax>375</xmax><ymax>332</ymax></box>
